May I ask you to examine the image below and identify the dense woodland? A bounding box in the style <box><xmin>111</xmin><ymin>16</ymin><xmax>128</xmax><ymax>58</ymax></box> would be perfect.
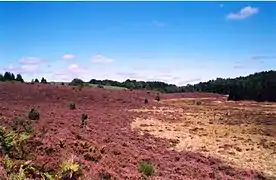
<box><xmin>1</xmin><ymin>70</ymin><xmax>276</xmax><ymax>102</ymax></box>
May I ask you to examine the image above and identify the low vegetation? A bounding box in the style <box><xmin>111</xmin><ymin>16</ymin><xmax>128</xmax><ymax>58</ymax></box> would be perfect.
<box><xmin>28</xmin><ymin>108</ymin><xmax>40</xmax><ymax>120</ymax></box>
<box><xmin>0</xmin><ymin>70</ymin><xmax>274</xmax><ymax>179</ymax></box>
<box><xmin>144</xmin><ymin>98</ymin><xmax>148</xmax><ymax>104</ymax></box>
<box><xmin>81</xmin><ymin>113</ymin><xmax>88</xmax><ymax>128</ymax></box>
<box><xmin>138</xmin><ymin>161</ymin><xmax>155</xmax><ymax>177</ymax></box>
<box><xmin>69</xmin><ymin>103</ymin><xmax>76</xmax><ymax>110</ymax></box>
<box><xmin>60</xmin><ymin>158</ymin><xmax>83</xmax><ymax>179</ymax></box>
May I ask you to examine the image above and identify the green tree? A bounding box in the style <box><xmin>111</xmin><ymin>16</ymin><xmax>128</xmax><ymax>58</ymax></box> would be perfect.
<box><xmin>41</xmin><ymin>77</ymin><xmax>47</xmax><ymax>84</ymax></box>
<box><xmin>3</xmin><ymin>72</ymin><xmax>14</xmax><ymax>81</ymax></box>
<box><xmin>15</xmin><ymin>74</ymin><xmax>24</xmax><ymax>82</ymax></box>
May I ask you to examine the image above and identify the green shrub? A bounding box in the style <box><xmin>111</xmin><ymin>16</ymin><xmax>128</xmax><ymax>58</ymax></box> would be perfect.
<box><xmin>0</xmin><ymin>126</ymin><xmax>30</xmax><ymax>157</ymax></box>
<box><xmin>138</xmin><ymin>161</ymin><xmax>155</xmax><ymax>176</ymax></box>
<box><xmin>81</xmin><ymin>114</ymin><xmax>88</xmax><ymax>128</ymax></box>
<box><xmin>12</xmin><ymin>117</ymin><xmax>33</xmax><ymax>134</ymax></box>
<box><xmin>60</xmin><ymin>158</ymin><xmax>82</xmax><ymax>179</ymax></box>
<box><xmin>144</xmin><ymin>98</ymin><xmax>148</xmax><ymax>104</ymax></box>
<box><xmin>155</xmin><ymin>94</ymin><xmax>160</xmax><ymax>102</ymax></box>
<box><xmin>28</xmin><ymin>108</ymin><xmax>40</xmax><ymax>120</ymax></box>
<box><xmin>69</xmin><ymin>103</ymin><xmax>76</xmax><ymax>110</ymax></box>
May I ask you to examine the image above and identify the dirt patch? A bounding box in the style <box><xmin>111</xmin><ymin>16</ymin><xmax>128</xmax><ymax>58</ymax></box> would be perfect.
<box><xmin>131</xmin><ymin>98</ymin><xmax>276</xmax><ymax>179</ymax></box>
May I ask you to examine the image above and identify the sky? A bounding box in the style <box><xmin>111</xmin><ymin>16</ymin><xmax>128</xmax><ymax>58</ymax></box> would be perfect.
<box><xmin>0</xmin><ymin>2</ymin><xmax>276</xmax><ymax>85</ymax></box>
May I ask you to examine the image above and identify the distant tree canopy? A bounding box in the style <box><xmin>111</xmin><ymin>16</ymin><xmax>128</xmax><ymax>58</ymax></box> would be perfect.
<box><xmin>0</xmin><ymin>71</ymin><xmax>24</xmax><ymax>82</ymax></box>
<box><xmin>180</xmin><ymin>70</ymin><xmax>276</xmax><ymax>102</ymax></box>
<box><xmin>16</xmin><ymin>74</ymin><xmax>24</xmax><ymax>82</ymax></box>
<box><xmin>83</xmin><ymin>70</ymin><xmax>276</xmax><ymax>102</ymax></box>
<box><xmin>69</xmin><ymin>78</ymin><xmax>84</xmax><ymax>86</ymax></box>
<box><xmin>41</xmin><ymin>77</ymin><xmax>47</xmax><ymax>84</ymax></box>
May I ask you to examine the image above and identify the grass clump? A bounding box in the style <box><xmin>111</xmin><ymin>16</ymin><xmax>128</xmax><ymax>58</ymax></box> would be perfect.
<box><xmin>60</xmin><ymin>158</ymin><xmax>82</xmax><ymax>179</ymax></box>
<box><xmin>69</xmin><ymin>103</ymin><xmax>76</xmax><ymax>110</ymax></box>
<box><xmin>81</xmin><ymin>114</ymin><xmax>88</xmax><ymax>128</ymax></box>
<box><xmin>0</xmin><ymin>126</ymin><xmax>30</xmax><ymax>158</ymax></box>
<box><xmin>138</xmin><ymin>161</ymin><xmax>155</xmax><ymax>177</ymax></box>
<box><xmin>28</xmin><ymin>108</ymin><xmax>40</xmax><ymax>120</ymax></box>
<box><xmin>11</xmin><ymin>117</ymin><xmax>33</xmax><ymax>134</ymax></box>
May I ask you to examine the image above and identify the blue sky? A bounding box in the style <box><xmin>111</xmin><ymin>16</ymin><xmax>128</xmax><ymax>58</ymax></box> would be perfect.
<box><xmin>0</xmin><ymin>2</ymin><xmax>276</xmax><ymax>85</ymax></box>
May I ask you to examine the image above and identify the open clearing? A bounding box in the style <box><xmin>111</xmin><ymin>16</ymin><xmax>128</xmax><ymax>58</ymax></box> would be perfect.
<box><xmin>131</xmin><ymin>97</ymin><xmax>276</xmax><ymax>179</ymax></box>
<box><xmin>0</xmin><ymin>83</ymin><xmax>273</xmax><ymax>179</ymax></box>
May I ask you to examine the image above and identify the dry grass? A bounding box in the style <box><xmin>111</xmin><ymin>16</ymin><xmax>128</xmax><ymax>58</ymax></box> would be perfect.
<box><xmin>131</xmin><ymin>98</ymin><xmax>276</xmax><ymax>178</ymax></box>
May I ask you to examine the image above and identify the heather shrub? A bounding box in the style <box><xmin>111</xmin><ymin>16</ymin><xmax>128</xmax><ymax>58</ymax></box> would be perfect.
<box><xmin>144</xmin><ymin>98</ymin><xmax>148</xmax><ymax>104</ymax></box>
<box><xmin>81</xmin><ymin>114</ymin><xmax>88</xmax><ymax>128</ymax></box>
<box><xmin>69</xmin><ymin>103</ymin><xmax>76</xmax><ymax>110</ymax></box>
<box><xmin>155</xmin><ymin>94</ymin><xmax>160</xmax><ymax>102</ymax></box>
<box><xmin>28</xmin><ymin>108</ymin><xmax>40</xmax><ymax>120</ymax></box>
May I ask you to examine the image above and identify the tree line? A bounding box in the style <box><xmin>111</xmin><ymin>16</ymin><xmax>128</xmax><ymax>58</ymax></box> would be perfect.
<box><xmin>0</xmin><ymin>71</ymin><xmax>47</xmax><ymax>84</ymax></box>
<box><xmin>2</xmin><ymin>70</ymin><xmax>276</xmax><ymax>102</ymax></box>
<box><xmin>180</xmin><ymin>70</ymin><xmax>276</xmax><ymax>102</ymax></box>
<box><xmin>71</xmin><ymin>70</ymin><xmax>276</xmax><ymax>102</ymax></box>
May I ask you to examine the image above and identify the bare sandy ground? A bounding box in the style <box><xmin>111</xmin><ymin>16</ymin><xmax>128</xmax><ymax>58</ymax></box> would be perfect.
<box><xmin>131</xmin><ymin>98</ymin><xmax>276</xmax><ymax>179</ymax></box>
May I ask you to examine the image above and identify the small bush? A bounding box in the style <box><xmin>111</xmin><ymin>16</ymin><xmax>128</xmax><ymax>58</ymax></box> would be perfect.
<box><xmin>69</xmin><ymin>103</ymin><xmax>76</xmax><ymax>110</ymax></box>
<box><xmin>28</xmin><ymin>108</ymin><xmax>40</xmax><ymax>120</ymax></box>
<box><xmin>138</xmin><ymin>161</ymin><xmax>155</xmax><ymax>176</ymax></box>
<box><xmin>99</xmin><ymin>169</ymin><xmax>111</xmax><ymax>180</ymax></box>
<box><xmin>155</xmin><ymin>94</ymin><xmax>160</xmax><ymax>102</ymax></box>
<box><xmin>0</xmin><ymin>126</ymin><xmax>30</xmax><ymax>157</ymax></box>
<box><xmin>60</xmin><ymin>158</ymin><xmax>82</xmax><ymax>179</ymax></box>
<box><xmin>12</xmin><ymin>117</ymin><xmax>33</xmax><ymax>134</ymax></box>
<box><xmin>97</xmin><ymin>84</ymin><xmax>104</xmax><ymax>89</ymax></box>
<box><xmin>81</xmin><ymin>114</ymin><xmax>88</xmax><ymax>128</ymax></box>
<box><xmin>78</xmin><ymin>85</ymin><xmax>83</xmax><ymax>91</ymax></box>
<box><xmin>144</xmin><ymin>98</ymin><xmax>148</xmax><ymax>104</ymax></box>
<box><xmin>196</xmin><ymin>101</ymin><xmax>202</xmax><ymax>105</ymax></box>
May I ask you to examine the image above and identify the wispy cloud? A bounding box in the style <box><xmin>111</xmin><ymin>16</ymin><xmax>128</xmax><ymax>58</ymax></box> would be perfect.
<box><xmin>251</xmin><ymin>55</ymin><xmax>276</xmax><ymax>60</ymax></box>
<box><xmin>19</xmin><ymin>57</ymin><xmax>45</xmax><ymax>64</ymax></box>
<box><xmin>152</xmin><ymin>20</ymin><xmax>166</xmax><ymax>27</ymax></box>
<box><xmin>91</xmin><ymin>54</ymin><xmax>114</xmax><ymax>64</ymax></box>
<box><xmin>227</xmin><ymin>6</ymin><xmax>259</xmax><ymax>20</ymax></box>
<box><xmin>4</xmin><ymin>64</ymin><xmax>39</xmax><ymax>74</ymax></box>
<box><xmin>62</xmin><ymin>54</ymin><xmax>75</xmax><ymax>60</ymax></box>
<box><xmin>68</xmin><ymin>64</ymin><xmax>87</xmax><ymax>73</ymax></box>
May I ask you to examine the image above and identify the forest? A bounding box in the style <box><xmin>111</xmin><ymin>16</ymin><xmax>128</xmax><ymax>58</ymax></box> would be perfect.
<box><xmin>1</xmin><ymin>70</ymin><xmax>276</xmax><ymax>102</ymax></box>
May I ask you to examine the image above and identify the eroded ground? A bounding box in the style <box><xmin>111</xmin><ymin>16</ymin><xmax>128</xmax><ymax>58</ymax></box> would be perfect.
<box><xmin>131</xmin><ymin>97</ymin><xmax>276</xmax><ymax>178</ymax></box>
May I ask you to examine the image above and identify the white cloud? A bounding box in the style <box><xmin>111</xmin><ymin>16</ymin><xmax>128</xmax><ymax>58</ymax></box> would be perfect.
<box><xmin>21</xmin><ymin>65</ymin><xmax>39</xmax><ymax>72</ymax></box>
<box><xmin>62</xmin><ymin>54</ymin><xmax>75</xmax><ymax>60</ymax></box>
<box><xmin>91</xmin><ymin>54</ymin><xmax>114</xmax><ymax>64</ymax></box>
<box><xmin>251</xmin><ymin>55</ymin><xmax>276</xmax><ymax>60</ymax></box>
<box><xmin>68</xmin><ymin>64</ymin><xmax>87</xmax><ymax>73</ymax></box>
<box><xmin>19</xmin><ymin>57</ymin><xmax>45</xmax><ymax>64</ymax></box>
<box><xmin>4</xmin><ymin>64</ymin><xmax>39</xmax><ymax>74</ymax></box>
<box><xmin>227</xmin><ymin>6</ymin><xmax>259</xmax><ymax>20</ymax></box>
